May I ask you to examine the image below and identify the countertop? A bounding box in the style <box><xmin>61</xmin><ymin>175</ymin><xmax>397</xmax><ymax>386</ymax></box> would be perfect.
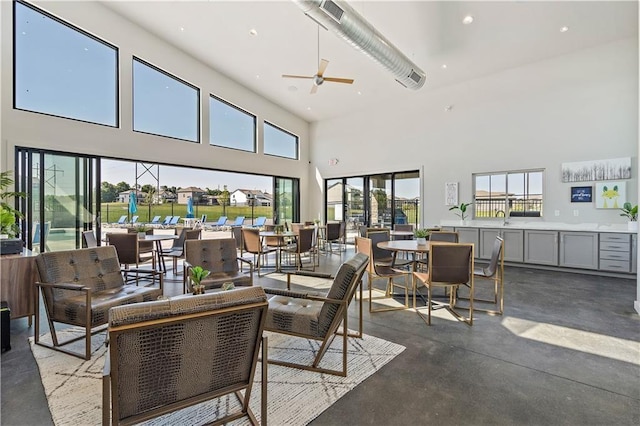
<box><xmin>438</xmin><ymin>220</ymin><xmax>638</xmax><ymax>234</ymax></box>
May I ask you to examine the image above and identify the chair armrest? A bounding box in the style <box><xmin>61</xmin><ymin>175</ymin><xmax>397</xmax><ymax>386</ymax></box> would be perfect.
<box><xmin>287</xmin><ymin>271</ymin><xmax>333</xmax><ymax>280</ymax></box>
<box><xmin>35</xmin><ymin>281</ymin><xmax>88</xmax><ymax>292</ymax></box>
<box><xmin>263</xmin><ymin>287</ymin><xmax>310</xmax><ymax>299</ymax></box>
<box><xmin>237</xmin><ymin>257</ymin><xmax>254</xmax><ymax>269</ymax></box>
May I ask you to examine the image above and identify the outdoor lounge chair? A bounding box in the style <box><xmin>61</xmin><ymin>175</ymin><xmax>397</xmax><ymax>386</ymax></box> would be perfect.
<box><xmin>149</xmin><ymin>215</ymin><xmax>161</xmax><ymax>226</ymax></box>
<box><xmin>253</xmin><ymin>216</ymin><xmax>267</xmax><ymax>228</ymax></box>
<box><xmin>230</xmin><ymin>216</ymin><xmax>245</xmax><ymax>227</ymax></box>
<box><xmin>263</xmin><ymin>252</ymin><xmax>369</xmax><ymax>376</ymax></box>
<box><xmin>115</xmin><ymin>215</ymin><xmax>127</xmax><ymax>226</ymax></box>
<box><xmin>160</xmin><ymin>216</ymin><xmax>172</xmax><ymax>227</ymax></box>
<box><xmin>207</xmin><ymin>215</ymin><xmax>227</xmax><ymax>230</ymax></box>
<box><xmin>168</xmin><ymin>216</ymin><xmax>180</xmax><ymax>226</ymax></box>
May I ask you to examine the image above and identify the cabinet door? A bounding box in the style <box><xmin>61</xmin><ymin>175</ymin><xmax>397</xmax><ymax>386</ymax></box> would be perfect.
<box><xmin>502</xmin><ymin>229</ymin><xmax>524</xmax><ymax>263</ymax></box>
<box><xmin>559</xmin><ymin>232</ymin><xmax>598</xmax><ymax>270</ymax></box>
<box><xmin>632</xmin><ymin>234</ymin><xmax>637</xmax><ymax>274</ymax></box>
<box><xmin>455</xmin><ymin>228</ymin><xmax>479</xmax><ymax>255</ymax></box>
<box><xmin>479</xmin><ymin>229</ymin><xmax>500</xmax><ymax>259</ymax></box>
<box><xmin>524</xmin><ymin>230</ymin><xmax>558</xmax><ymax>266</ymax></box>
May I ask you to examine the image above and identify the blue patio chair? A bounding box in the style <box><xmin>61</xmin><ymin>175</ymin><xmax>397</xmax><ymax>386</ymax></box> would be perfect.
<box><xmin>149</xmin><ymin>215</ymin><xmax>161</xmax><ymax>226</ymax></box>
<box><xmin>116</xmin><ymin>215</ymin><xmax>127</xmax><ymax>226</ymax></box>
<box><xmin>32</xmin><ymin>221</ymin><xmax>51</xmax><ymax>252</ymax></box>
<box><xmin>130</xmin><ymin>215</ymin><xmax>139</xmax><ymax>224</ymax></box>
<box><xmin>161</xmin><ymin>216</ymin><xmax>173</xmax><ymax>227</ymax></box>
<box><xmin>253</xmin><ymin>216</ymin><xmax>267</xmax><ymax>228</ymax></box>
<box><xmin>200</xmin><ymin>214</ymin><xmax>207</xmax><ymax>225</ymax></box>
<box><xmin>230</xmin><ymin>216</ymin><xmax>245</xmax><ymax>227</ymax></box>
<box><xmin>169</xmin><ymin>216</ymin><xmax>181</xmax><ymax>226</ymax></box>
<box><xmin>208</xmin><ymin>216</ymin><xmax>227</xmax><ymax>230</ymax></box>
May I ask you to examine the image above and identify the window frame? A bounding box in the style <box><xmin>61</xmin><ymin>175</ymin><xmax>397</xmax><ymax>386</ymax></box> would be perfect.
<box><xmin>472</xmin><ymin>168</ymin><xmax>545</xmax><ymax>219</ymax></box>
<box><xmin>209</xmin><ymin>94</ymin><xmax>257</xmax><ymax>153</ymax></box>
<box><xmin>13</xmin><ymin>0</ymin><xmax>120</xmax><ymax>127</ymax></box>
<box><xmin>263</xmin><ymin>121</ymin><xmax>299</xmax><ymax>160</ymax></box>
<box><xmin>132</xmin><ymin>56</ymin><xmax>200</xmax><ymax>143</ymax></box>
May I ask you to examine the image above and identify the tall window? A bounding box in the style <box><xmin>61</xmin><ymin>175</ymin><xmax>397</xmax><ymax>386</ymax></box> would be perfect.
<box><xmin>14</xmin><ymin>1</ymin><xmax>118</xmax><ymax>126</ymax></box>
<box><xmin>133</xmin><ymin>57</ymin><xmax>199</xmax><ymax>142</ymax></box>
<box><xmin>474</xmin><ymin>169</ymin><xmax>544</xmax><ymax>218</ymax></box>
<box><xmin>264</xmin><ymin>122</ymin><xmax>298</xmax><ymax>160</ymax></box>
<box><xmin>209</xmin><ymin>95</ymin><xmax>256</xmax><ymax>152</ymax></box>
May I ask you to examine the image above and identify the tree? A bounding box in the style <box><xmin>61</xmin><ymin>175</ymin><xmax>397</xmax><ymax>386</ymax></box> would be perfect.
<box><xmin>114</xmin><ymin>181</ymin><xmax>131</xmax><ymax>195</ymax></box>
<box><xmin>143</xmin><ymin>186</ymin><xmax>156</xmax><ymax>204</ymax></box>
<box><xmin>206</xmin><ymin>187</ymin><xmax>222</xmax><ymax>196</ymax></box>
<box><xmin>100</xmin><ymin>181</ymin><xmax>118</xmax><ymax>202</ymax></box>
<box><xmin>219</xmin><ymin>185</ymin><xmax>231</xmax><ymax>215</ymax></box>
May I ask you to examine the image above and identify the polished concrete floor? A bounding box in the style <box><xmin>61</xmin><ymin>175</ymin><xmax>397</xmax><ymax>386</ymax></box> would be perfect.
<box><xmin>2</xmin><ymin>246</ymin><xmax>639</xmax><ymax>425</ymax></box>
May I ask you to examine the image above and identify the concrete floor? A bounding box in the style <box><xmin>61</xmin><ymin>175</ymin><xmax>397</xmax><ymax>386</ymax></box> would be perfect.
<box><xmin>2</xmin><ymin>246</ymin><xmax>639</xmax><ymax>425</ymax></box>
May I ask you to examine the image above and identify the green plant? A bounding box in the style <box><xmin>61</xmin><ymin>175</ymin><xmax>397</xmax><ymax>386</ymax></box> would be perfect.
<box><xmin>449</xmin><ymin>202</ymin><xmax>473</xmax><ymax>221</ymax></box>
<box><xmin>619</xmin><ymin>202</ymin><xmax>638</xmax><ymax>221</ymax></box>
<box><xmin>133</xmin><ymin>224</ymin><xmax>152</xmax><ymax>232</ymax></box>
<box><xmin>415</xmin><ymin>228</ymin><xmax>430</xmax><ymax>239</ymax></box>
<box><xmin>189</xmin><ymin>265</ymin><xmax>210</xmax><ymax>292</ymax></box>
<box><xmin>0</xmin><ymin>171</ymin><xmax>26</xmax><ymax>237</ymax></box>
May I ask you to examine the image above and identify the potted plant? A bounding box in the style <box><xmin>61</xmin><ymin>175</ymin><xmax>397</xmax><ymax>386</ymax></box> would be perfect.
<box><xmin>133</xmin><ymin>224</ymin><xmax>152</xmax><ymax>238</ymax></box>
<box><xmin>449</xmin><ymin>202</ymin><xmax>473</xmax><ymax>223</ymax></box>
<box><xmin>189</xmin><ymin>265</ymin><xmax>210</xmax><ymax>295</ymax></box>
<box><xmin>415</xmin><ymin>228</ymin><xmax>430</xmax><ymax>245</ymax></box>
<box><xmin>619</xmin><ymin>202</ymin><xmax>638</xmax><ymax>231</ymax></box>
<box><xmin>0</xmin><ymin>171</ymin><xmax>26</xmax><ymax>239</ymax></box>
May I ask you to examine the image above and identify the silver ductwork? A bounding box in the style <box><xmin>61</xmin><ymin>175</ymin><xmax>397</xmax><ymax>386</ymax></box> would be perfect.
<box><xmin>292</xmin><ymin>0</ymin><xmax>426</xmax><ymax>90</ymax></box>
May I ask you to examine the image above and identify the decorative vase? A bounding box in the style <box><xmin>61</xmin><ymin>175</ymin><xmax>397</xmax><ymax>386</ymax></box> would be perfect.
<box><xmin>192</xmin><ymin>285</ymin><xmax>205</xmax><ymax>295</ymax></box>
<box><xmin>416</xmin><ymin>237</ymin><xmax>427</xmax><ymax>245</ymax></box>
<box><xmin>138</xmin><ymin>232</ymin><xmax>146</xmax><ymax>239</ymax></box>
<box><xmin>628</xmin><ymin>221</ymin><xmax>638</xmax><ymax>232</ymax></box>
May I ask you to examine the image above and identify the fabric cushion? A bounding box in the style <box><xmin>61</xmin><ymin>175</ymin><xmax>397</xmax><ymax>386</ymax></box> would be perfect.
<box><xmin>266</xmin><ymin>295</ymin><xmax>324</xmax><ymax>337</ymax></box>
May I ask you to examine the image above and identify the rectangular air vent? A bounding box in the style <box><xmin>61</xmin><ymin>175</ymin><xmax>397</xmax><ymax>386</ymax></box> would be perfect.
<box><xmin>409</xmin><ymin>70</ymin><xmax>422</xmax><ymax>84</ymax></box>
<box><xmin>321</xmin><ymin>0</ymin><xmax>344</xmax><ymax>22</ymax></box>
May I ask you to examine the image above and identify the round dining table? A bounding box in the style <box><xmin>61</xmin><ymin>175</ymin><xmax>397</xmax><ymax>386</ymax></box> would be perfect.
<box><xmin>259</xmin><ymin>231</ymin><xmax>297</xmax><ymax>274</ymax></box>
<box><xmin>105</xmin><ymin>233</ymin><xmax>178</xmax><ymax>273</ymax></box>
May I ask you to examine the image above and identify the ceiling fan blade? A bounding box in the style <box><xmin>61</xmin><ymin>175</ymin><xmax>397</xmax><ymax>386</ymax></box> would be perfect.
<box><xmin>310</xmin><ymin>84</ymin><xmax>319</xmax><ymax>94</ymax></box>
<box><xmin>323</xmin><ymin>77</ymin><xmax>354</xmax><ymax>84</ymax></box>
<box><xmin>317</xmin><ymin>59</ymin><xmax>329</xmax><ymax>77</ymax></box>
<box><xmin>282</xmin><ymin>74</ymin><xmax>314</xmax><ymax>79</ymax></box>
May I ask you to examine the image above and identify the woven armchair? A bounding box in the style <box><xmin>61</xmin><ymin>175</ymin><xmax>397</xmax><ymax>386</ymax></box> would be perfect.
<box><xmin>34</xmin><ymin>246</ymin><xmax>163</xmax><ymax>360</ymax></box>
<box><xmin>103</xmin><ymin>287</ymin><xmax>268</xmax><ymax>425</ymax></box>
<box><xmin>263</xmin><ymin>253</ymin><xmax>369</xmax><ymax>376</ymax></box>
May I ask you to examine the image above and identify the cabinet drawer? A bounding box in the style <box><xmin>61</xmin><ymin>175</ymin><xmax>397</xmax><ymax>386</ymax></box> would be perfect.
<box><xmin>600</xmin><ymin>250</ymin><xmax>630</xmax><ymax>261</ymax></box>
<box><xmin>600</xmin><ymin>242</ymin><xmax>630</xmax><ymax>252</ymax></box>
<box><xmin>599</xmin><ymin>259</ymin><xmax>631</xmax><ymax>272</ymax></box>
<box><xmin>600</xmin><ymin>233</ymin><xmax>631</xmax><ymax>244</ymax></box>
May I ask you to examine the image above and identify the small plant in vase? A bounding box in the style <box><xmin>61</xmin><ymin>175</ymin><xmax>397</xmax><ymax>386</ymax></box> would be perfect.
<box><xmin>415</xmin><ymin>229</ymin><xmax>430</xmax><ymax>245</ymax></box>
<box><xmin>449</xmin><ymin>202</ymin><xmax>473</xmax><ymax>223</ymax></box>
<box><xmin>189</xmin><ymin>265</ymin><xmax>210</xmax><ymax>295</ymax></box>
<box><xmin>619</xmin><ymin>202</ymin><xmax>638</xmax><ymax>231</ymax></box>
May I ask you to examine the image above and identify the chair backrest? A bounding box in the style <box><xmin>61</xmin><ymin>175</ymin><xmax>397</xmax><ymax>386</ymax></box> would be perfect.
<box><xmin>214</xmin><ymin>216</ymin><xmax>227</xmax><ymax>226</ymax></box>
<box><xmin>484</xmin><ymin>236</ymin><xmax>504</xmax><ymax>277</ymax></box>
<box><xmin>355</xmin><ymin>236</ymin><xmax>375</xmax><ymax>275</ymax></box>
<box><xmin>254</xmin><ymin>216</ymin><xmax>266</xmax><ymax>227</ymax></box>
<box><xmin>162</xmin><ymin>216</ymin><xmax>173</xmax><ymax>225</ymax></box>
<box><xmin>429</xmin><ymin>231</ymin><xmax>459</xmax><ymax>243</ymax></box>
<box><xmin>169</xmin><ymin>216</ymin><xmax>180</xmax><ymax>225</ymax></box>
<box><xmin>185</xmin><ymin>228</ymin><xmax>201</xmax><ymax>241</ymax></box>
<box><xmin>185</xmin><ymin>238</ymin><xmax>240</xmax><ymax>275</ymax></box>
<box><xmin>232</xmin><ymin>216</ymin><xmax>245</xmax><ymax>226</ymax></box>
<box><xmin>32</xmin><ymin>221</ymin><xmax>51</xmax><ymax>245</ymax></box>
<box><xmin>170</xmin><ymin>228</ymin><xmax>189</xmax><ymax>250</ymax></box>
<box><xmin>106</xmin><ymin>287</ymin><xmax>268</xmax><ymax>424</ymax></box>
<box><xmin>150</xmin><ymin>215</ymin><xmax>161</xmax><ymax>224</ymax></box>
<box><xmin>82</xmin><ymin>230</ymin><xmax>98</xmax><ymax>248</ymax></box>
<box><xmin>36</xmin><ymin>246</ymin><xmax>125</xmax><ymax>294</ymax></box>
<box><xmin>296</xmin><ymin>227</ymin><xmax>315</xmax><ymax>253</ymax></box>
<box><xmin>241</xmin><ymin>228</ymin><xmax>262</xmax><ymax>253</ymax></box>
<box><xmin>394</xmin><ymin>224</ymin><xmax>413</xmax><ymax>232</ymax></box>
<box><xmin>116</xmin><ymin>215</ymin><xmax>127</xmax><ymax>225</ymax></box>
<box><xmin>429</xmin><ymin>243</ymin><xmax>474</xmax><ymax>284</ymax></box>
<box><xmin>326</xmin><ymin>222</ymin><xmax>341</xmax><ymax>240</ymax></box>
<box><xmin>107</xmin><ymin>233</ymin><xmax>140</xmax><ymax>265</ymax></box>
<box><xmin>367</xmin><ymin>230</ymin><xmax>394</xmax><ymax>264</ymax></box>
<box><xmin>231</xmin><ymin>225</ymin><xmax>243</xmax><ymax>250</ymax></box>
<box><xmin>200</xmin><ymin>214</ymin><xmax>207</xmax><ymax>224</ymax></box>
<box><xmin>130</xmin><ymin>215</ymin><xmax>139</xmax><ymax>224</ymax></box>
<box><xmin>290</xmin><ymin>223</ymin><xmax>304</xmax><ymax>234</ymax></box>
<box><xmin>317</xmin><ymin>253</ymin><xmax>369</xmax><ymax>337</ymax></box>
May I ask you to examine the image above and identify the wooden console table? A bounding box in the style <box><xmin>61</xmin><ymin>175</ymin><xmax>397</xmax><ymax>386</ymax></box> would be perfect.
<box><xmin>0</xmin><ymin>249</ymin><xmax>39</xmax><ymax>325</ymax></box>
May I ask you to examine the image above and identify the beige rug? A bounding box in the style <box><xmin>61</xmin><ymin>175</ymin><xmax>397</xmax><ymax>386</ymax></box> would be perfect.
<box><xmin>30</xmin><ymin>328</ymin><xmax>404</xmax><ymax>425</ymax></box>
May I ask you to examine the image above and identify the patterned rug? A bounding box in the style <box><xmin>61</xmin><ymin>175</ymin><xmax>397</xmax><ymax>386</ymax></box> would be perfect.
<box><xmin>30</xmin><ymin>328</ymin><xmax>404</xmax><ymax>425</ymax></box>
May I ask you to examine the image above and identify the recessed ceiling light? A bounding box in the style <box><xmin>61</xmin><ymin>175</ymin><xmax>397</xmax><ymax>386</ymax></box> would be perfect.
<box><xmin>441</xmin><ymin>64</ymin><xmax>447</xmax><ymax>69</ymax></box>
<box><xmin>179</xmin><ymin>27</ymin><xmax>185</xmax><ymax>32</ymax></box>
<box><xmin>249</xmin><ymin>28</ymin><xmax>258</xmax><ymax>36</ymax></box>
<box><xmin>560</xmin><ymin>26</ymin><xmax>569</xmax><ymax>33</ymax></box>
<box><xmin>357</xmin><ymin>91</ymin><xmax>362</xmax><ymax>95</ymax></box>
<box><xmin>307</xmin><ymin>107</ymin><xmax>312</xmax><ymax>111</ymax></box>
<box><xmin>462</xmin><ymin>15</ymin><xmax>474</xmax><ymax>25</ymax></box>
<box><xmin>256</xmin><ymin>75</ymin><xmax>260</xmax><ymax>79</ymax></box>
<box><xmin>444</xmin><ymin>105</ymin><xmax>453</xmax><ymax>112</ymax></box>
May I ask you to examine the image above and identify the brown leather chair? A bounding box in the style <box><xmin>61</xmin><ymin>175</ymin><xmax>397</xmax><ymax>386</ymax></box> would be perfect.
<box><xmin>242</xmin><ymin>228</ymin><xmax>277</xmax><ymax>277</ymax></box>
<box><xmin>282</xmin><ymin>226</ymin><xmax>316</xmax><ymax>271</ymax></box>
<box><xmin>162</xmin><ymin>228</ymin><xmax>201</xmax><ymax>274</ymax></box>
<box><xmin>106</xmin><ymin>233</ymin><xmax>160</xmax><ymax>285</ymax></box>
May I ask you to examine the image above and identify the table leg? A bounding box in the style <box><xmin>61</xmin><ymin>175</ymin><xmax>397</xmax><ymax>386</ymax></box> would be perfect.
<box><xmin>155</xmin><ymin>240</ymin><xmax>167</xmax><ymax>273</ymax></box>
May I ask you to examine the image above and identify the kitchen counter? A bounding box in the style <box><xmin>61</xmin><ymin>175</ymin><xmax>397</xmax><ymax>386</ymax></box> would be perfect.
<box><xmin>439</xmin><ymin>220</ymin><xmax>637</xmax><ymax>234</ymax></box>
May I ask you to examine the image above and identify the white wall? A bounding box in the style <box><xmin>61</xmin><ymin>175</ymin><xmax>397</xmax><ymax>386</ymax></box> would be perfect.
<box><xmin>0</xmin><ymin>1</ymin><xmax>312</xmax><ymax>217</ymax></box>
<box><xmin>308</xmin><ymin>38</ymin><xmax>639</xmax><ymax>227</ymax></box>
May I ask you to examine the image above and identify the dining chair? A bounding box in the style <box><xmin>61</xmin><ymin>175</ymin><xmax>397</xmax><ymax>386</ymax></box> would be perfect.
<box><xmin>106</xmin><ymin>233</ymin><xmax>159</xmax><ymax>285</ymax></box>
<box><xmin>282</xmin><ymin>226</ymin><xmax>316</xmax><ymax>271</ymax></box>
<box><xmin>325</xmin><ymin>222</ymin><xmax>345</xmax><ymax>254</ymax></box>
<box><xmin>82</xmin><ymin>230</ymin><xmax>98</xmax><ymax>248</ymax></box>
<box><xmin>413</xmin><ymin>242</ymin><xmax>474</xmax><ymax>326</ymax></box>
<box><xmin>355</xmin><ymin>236</ymin><xmax>410</xmax><ymax>312</ymax></box>
<box><xmin>242</xmin><ymin>228</ymin><xmax>277</xmax><ymax>277</ymax></box>
<box><xmin>464</xmin><ymin>236</ymin><xmax>504</xmax><ymax>315</ymax></box>
<box><xmin>367</xmin><ymin>229</ymin><xmax>412</xmax><ymax>269</ymax></box>
<box><xmin>127</xmin><ymin>227</ymin><xmax>154</xmax><ymax>256</ymax></box>
<box><xmin>162</xmin><ymin>228</ymin><xmax>201</xmax><ymax>274</ymax></box>
<box><xmin>429</xmin><ymin>230</ymin><xmax>459</xmax><ymax>243</ymax></box>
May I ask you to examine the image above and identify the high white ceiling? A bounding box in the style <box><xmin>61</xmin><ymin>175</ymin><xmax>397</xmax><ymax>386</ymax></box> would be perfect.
<box><xmin>102</xmin><ymin>1</ymin><xmax>638</xmax><ymax>123</ymax></box>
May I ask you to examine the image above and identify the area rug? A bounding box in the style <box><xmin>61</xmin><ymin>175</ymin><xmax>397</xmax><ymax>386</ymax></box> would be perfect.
<box><xmin>30</xmin><ymin>328</ymin><xmax>404</xmax><ymax>425</ymax></box>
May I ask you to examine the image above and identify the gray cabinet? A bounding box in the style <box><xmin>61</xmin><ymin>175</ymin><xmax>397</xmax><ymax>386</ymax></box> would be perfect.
<box><xmin>524</xmin><ymin>230</ymin><xmax>558</xmax><ymax>266</ymax></box>
<box><xmin>454</xmin><ymin>227</ymin><xmax>479</xmax><ymax>254</ymax></box>
<box><xmin>559</xmin><ymin>232</ymin><xmax>598</xmax><ymax>270</ymax></box>
<box><xmin>632</xmin><ymin>234</ymin><xmax>637</xmax><ymax>274</ymax></box>
<box><xmin>479</xmin><ymin>228</ymin><xmax>524</xmax><ymax>262</ymax></box>
<box><xmin>599</xmin><ymin>233</ymin><xmax>631</xmax><ymax>272</ymax></box>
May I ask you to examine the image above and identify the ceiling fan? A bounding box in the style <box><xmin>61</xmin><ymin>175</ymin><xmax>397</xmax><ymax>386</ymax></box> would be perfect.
<box><xmin>282</xmin><ymin>26</ymin><xmax>354</xmax><ymax>94</ymax></box>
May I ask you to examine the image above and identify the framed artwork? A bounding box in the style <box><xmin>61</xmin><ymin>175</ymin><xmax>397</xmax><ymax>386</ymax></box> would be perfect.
<box><xmin>561</xmin><ymin>157</ymin><xmax>631</xmax><ymax>182</ymax></box>
<box><xmin>594</xmin><ymin>182</ymin><xmax>626</xmax><ymax>209</ymax></box>
<box><xmin>445</xmin><ymin>182</ymin><xmax>458</xmax><ymax>206</ymax></box>
<box><xmin>570</xmin><ymin>186</ymin><xmax>592</xmax><ymax>203</ymax></box>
